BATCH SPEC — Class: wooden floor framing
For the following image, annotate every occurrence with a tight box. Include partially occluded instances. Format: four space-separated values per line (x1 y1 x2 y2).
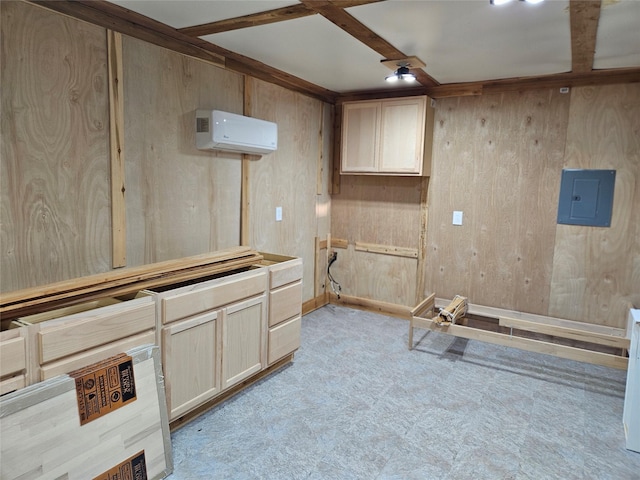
410 294 630 370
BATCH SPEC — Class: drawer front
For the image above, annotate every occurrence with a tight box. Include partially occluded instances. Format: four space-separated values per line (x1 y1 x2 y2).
0 375 26 396
39 330 156 381
162 270 267 324
0 332 26 378
38 301 155 364
268 316 301 365
269 258 303 290
269 281 302 327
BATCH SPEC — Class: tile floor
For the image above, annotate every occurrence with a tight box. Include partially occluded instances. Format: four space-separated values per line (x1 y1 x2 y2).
167 305 640 479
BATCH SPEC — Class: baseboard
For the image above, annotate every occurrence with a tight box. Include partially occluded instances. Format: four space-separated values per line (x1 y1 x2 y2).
302 293 329 315
328 293 412 320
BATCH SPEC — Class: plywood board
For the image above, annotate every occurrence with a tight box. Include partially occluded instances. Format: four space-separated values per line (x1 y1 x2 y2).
0 2 111 292
248 80 323 303
549 84 640 328
0 345 172 480
331 175 422 250
330 244 418 307
423 89 570 314
122 35 244 266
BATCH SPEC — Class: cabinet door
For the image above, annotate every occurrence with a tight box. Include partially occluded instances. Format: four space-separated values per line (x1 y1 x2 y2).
341 101 380 173
221 295 267 390
379 97 426 174
162 311 220 420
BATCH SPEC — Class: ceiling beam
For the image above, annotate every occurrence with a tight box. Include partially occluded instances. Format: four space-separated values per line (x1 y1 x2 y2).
177 4 315 37
299 0 439 88
570 0 601 73
177 0 383 37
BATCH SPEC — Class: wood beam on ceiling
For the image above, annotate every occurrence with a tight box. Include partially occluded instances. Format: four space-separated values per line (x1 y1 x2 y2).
177 4 315 37
570 0 601 74
337 66 640 101
177 0 384 36
299 0 440 88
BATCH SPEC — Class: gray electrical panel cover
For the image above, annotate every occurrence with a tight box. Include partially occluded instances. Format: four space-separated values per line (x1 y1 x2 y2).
557 169 615 227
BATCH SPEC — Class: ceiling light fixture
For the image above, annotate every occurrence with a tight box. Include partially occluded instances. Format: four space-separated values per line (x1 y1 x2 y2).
385 64 416 83
381 56 425 84
490 0 544 4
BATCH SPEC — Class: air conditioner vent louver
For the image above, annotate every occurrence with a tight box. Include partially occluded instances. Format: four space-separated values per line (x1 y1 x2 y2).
196 117 209 133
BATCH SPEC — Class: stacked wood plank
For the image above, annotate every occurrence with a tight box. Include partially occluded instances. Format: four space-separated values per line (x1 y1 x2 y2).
0 246 263 322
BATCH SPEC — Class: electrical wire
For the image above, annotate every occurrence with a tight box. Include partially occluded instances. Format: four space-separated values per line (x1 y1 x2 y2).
327 251 342 299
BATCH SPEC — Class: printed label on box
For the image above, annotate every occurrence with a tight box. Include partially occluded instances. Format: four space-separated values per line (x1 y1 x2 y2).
70 354 137 425
93 450 147 480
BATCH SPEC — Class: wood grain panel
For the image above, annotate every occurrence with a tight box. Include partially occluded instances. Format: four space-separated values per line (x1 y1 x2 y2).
248 80 322 303
331 175 422 248
331 174 421 306
550 84 640 328
122 35 243 266
1 2 111 292
0 346 172 480
330 244 418 307
424 89 570 314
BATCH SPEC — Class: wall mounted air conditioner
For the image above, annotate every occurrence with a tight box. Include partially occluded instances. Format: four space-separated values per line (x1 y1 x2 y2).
196 110 277 155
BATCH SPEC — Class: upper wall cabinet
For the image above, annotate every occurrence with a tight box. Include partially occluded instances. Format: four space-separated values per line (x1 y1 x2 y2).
340 96 435 176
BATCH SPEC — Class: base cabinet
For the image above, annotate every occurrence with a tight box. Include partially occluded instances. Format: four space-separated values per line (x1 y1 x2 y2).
162 311 220 419
1 251 302 426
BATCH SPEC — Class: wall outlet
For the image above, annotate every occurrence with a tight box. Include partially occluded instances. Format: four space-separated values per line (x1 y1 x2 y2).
275 206 282 222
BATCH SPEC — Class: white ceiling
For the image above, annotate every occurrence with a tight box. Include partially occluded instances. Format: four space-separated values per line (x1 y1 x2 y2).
112 0 640 94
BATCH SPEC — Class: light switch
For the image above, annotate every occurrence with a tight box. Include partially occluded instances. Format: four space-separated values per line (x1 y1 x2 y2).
275 206 282 222
452 211 463 226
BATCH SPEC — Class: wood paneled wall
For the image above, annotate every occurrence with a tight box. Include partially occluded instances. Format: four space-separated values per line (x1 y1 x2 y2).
247 80 329 302
549 84 640 327
331 176 422 306
1 3 331 304
424 89 570 315
331 85 639 329
1 1 111 291
122 36 243 266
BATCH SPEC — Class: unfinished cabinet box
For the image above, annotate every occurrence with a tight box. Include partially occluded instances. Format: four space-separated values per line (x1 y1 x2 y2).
341 95 434 176
17 294 155 383
149 267 268 420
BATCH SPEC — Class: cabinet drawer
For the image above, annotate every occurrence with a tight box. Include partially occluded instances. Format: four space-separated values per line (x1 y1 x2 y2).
0 331 26 379
269 258 303 290
39 330 155 381
268 316 301 365
161 269 267 324
38 298 155 364
269 281 302 327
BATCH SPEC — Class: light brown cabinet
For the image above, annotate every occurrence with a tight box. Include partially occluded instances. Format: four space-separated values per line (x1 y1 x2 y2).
151 267 268 420
0 250 303 424
13 294 155 384
341 95 434 176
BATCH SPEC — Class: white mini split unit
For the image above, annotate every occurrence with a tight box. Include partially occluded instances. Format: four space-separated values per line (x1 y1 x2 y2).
196 110 277 155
